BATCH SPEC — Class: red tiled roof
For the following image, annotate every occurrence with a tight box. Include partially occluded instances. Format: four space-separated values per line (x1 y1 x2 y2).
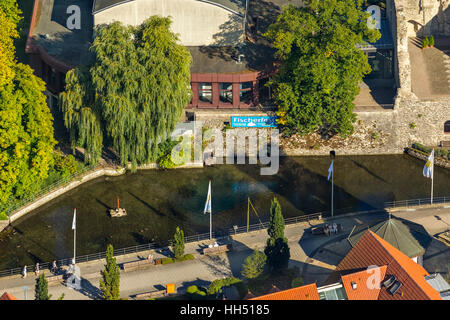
0 292 17 300
251 283 320 300
341 265 387 300
334 230 441 300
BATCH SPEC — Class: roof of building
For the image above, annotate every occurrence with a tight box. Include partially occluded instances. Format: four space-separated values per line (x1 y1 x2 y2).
29 0 94 69
424 273 450 295
250 283 320 300
0 292 18 300
347 218 430 258
341 265 387 300
93 0 246 15
329 231 442 300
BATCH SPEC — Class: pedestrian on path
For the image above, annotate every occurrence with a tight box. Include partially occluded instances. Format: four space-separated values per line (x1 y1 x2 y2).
35 263 39 276
22 266 27 278
52 260 57 274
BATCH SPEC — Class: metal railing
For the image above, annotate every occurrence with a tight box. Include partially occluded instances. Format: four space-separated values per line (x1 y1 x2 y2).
0 164 96 218
1 196 449 278
384 196 450 208
0 210 326 278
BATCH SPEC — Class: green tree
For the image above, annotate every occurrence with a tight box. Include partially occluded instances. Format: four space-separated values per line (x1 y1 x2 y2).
241 249 267 280
264 237 290 271
0 8 56 209
60 16 192 169
0 0 22 26
35 273 51 300
99 244 120 300
173 226 185 259
265 0 380 137
264 198 290 271
267 197 285 240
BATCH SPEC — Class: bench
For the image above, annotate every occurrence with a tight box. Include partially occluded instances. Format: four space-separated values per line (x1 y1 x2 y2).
202 243 232 256
46 274 65 286
122 259 154 272
134 289 167 300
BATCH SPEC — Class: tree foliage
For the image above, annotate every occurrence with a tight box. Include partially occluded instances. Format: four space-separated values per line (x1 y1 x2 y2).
35 273 51 300
99 244 120 300
264 198 290 271
265 0 380 137
241 249 267 280
0 7 56 207
60 16 192 169
267 197 285 240
173 226 185 259
264 237 290 271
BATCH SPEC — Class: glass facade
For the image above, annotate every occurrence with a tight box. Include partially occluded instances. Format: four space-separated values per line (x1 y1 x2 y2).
219 83 233 103
199 83 212 103
366 49 393 79
240 82 253 104
318 286 347 300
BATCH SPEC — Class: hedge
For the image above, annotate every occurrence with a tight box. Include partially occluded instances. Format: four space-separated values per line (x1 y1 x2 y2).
161 254 195 265
412 143 450 160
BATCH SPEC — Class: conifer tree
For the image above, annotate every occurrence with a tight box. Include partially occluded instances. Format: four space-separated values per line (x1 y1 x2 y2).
35 273 51 300
173 226 185 259
99 244 120 300
264 198 290 271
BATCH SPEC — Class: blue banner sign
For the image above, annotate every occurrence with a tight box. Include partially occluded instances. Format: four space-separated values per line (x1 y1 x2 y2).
231 116 277 128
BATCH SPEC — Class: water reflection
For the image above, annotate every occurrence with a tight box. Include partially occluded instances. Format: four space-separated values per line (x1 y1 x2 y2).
0 154 448 269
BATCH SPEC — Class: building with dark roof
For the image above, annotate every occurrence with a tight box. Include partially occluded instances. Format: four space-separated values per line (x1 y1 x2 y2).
26 0 398 111
347 218 431 263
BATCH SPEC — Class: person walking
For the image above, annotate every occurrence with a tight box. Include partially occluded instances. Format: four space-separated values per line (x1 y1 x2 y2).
35 263 39 276
22 266 27 278
52 260 57 274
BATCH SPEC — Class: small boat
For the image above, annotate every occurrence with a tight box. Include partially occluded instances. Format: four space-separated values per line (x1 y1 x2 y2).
109 208 127 217
109 196 127 217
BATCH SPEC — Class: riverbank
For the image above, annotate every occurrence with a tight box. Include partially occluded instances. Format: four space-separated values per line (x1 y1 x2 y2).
0 161 204 233
405 147 450 169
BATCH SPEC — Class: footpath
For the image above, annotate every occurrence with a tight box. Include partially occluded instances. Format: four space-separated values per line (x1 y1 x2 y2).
0 206 448 300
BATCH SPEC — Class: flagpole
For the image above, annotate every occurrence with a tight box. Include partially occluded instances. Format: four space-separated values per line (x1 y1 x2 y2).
431 150 434 204
209 180 212 241
73 208 76 265
331 165 334 217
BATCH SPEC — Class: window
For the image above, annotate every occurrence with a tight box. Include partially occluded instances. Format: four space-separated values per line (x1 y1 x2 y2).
219 83 233 103
445 121 450 133
199 83 212 103
240 82 253 104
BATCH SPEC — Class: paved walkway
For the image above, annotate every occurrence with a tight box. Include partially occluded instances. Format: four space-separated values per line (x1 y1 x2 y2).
0 206 448 300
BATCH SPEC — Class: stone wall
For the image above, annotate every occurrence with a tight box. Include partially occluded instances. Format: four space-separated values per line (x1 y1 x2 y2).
401 0 450 37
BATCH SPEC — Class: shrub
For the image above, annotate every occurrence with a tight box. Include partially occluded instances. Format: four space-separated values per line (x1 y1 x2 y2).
429 35 435 47
241 250 267 280
161 258 174 265
185 285 207 299
409 122 416 129
0 212 8 220
422 37 429 49
207 277 242 296
54 153 80 178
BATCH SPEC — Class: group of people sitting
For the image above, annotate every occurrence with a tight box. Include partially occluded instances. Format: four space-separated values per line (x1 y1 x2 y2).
324 223 339 236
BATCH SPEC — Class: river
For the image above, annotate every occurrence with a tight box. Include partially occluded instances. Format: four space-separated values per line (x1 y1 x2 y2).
0 154 449 270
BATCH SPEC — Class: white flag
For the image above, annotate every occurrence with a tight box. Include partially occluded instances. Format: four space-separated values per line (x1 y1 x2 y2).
72 208 76 230
204 181 212 214
328 161 334 181
423 149 434 178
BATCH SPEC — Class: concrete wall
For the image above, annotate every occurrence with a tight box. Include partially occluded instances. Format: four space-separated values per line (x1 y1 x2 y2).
93 0 244 46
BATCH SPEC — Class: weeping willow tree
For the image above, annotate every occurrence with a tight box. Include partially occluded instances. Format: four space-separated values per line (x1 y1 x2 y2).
60 16 192 168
